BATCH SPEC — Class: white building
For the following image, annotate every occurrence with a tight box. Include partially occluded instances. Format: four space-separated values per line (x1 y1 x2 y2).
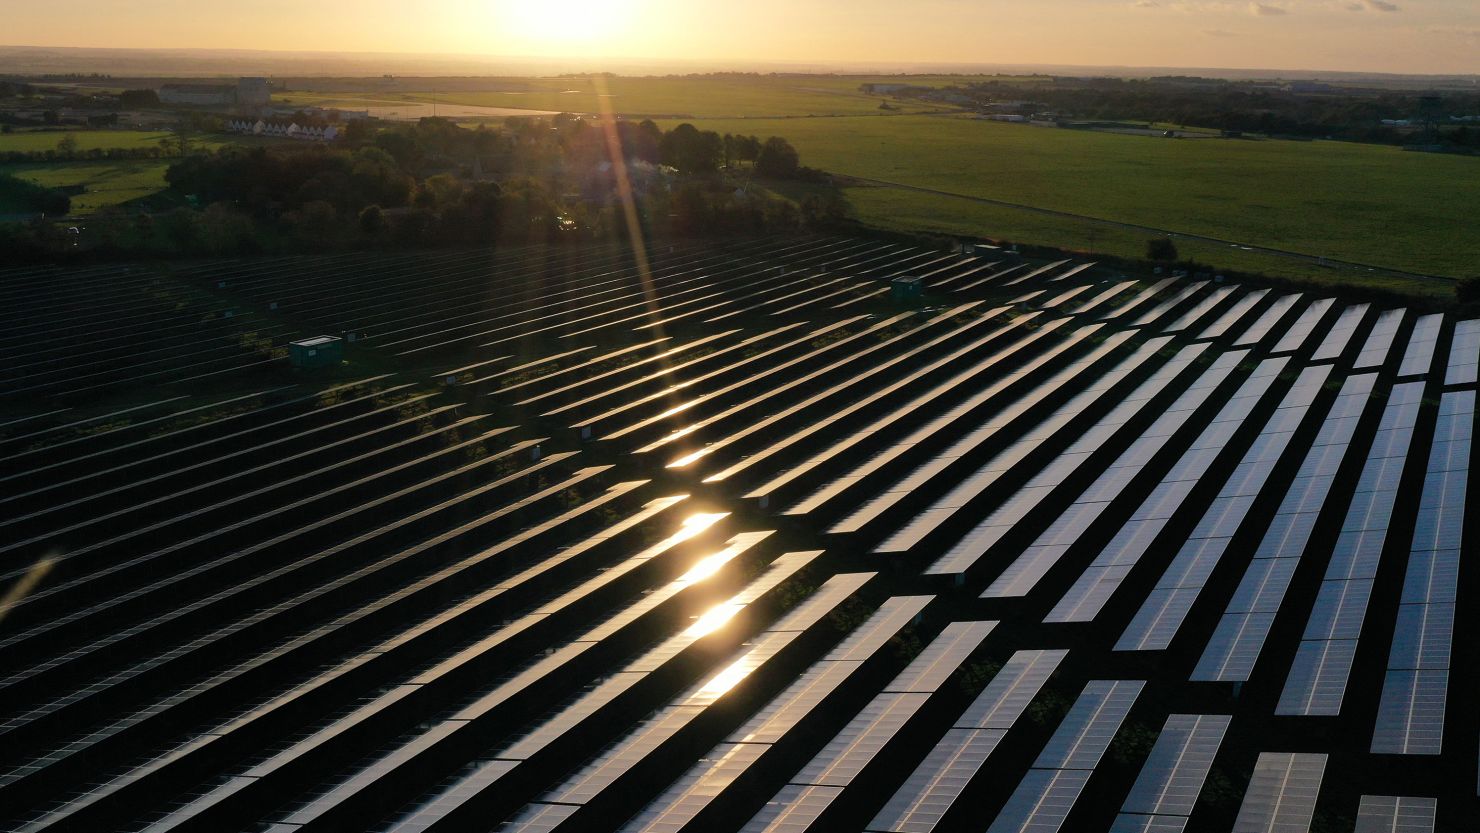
225 118 339 142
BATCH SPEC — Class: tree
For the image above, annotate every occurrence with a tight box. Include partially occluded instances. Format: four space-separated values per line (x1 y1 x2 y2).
755 137 801 178
198 203 257 254
56 133 79 157
0 172 70 215
659 123 723 174
1146 237 1179 262
119 89 160 108
1456 276 1480 305
671 183 715 235
37 188 70 217
419 173 465 209
344 118 375 143
282 200 339 249
358 204 386 236
735 135 762 166
158 131 190 157
801 192 848 227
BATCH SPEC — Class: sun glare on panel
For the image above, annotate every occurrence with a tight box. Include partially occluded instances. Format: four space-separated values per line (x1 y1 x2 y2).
682 512 727 531
696 658 753 699
684 603 742 639
496 0 635 45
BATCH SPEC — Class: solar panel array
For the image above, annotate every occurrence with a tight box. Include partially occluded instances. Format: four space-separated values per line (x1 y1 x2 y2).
0 238 1475 832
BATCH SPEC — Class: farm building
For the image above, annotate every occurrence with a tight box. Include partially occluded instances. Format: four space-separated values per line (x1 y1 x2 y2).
158 77 274 110
158 83 235 106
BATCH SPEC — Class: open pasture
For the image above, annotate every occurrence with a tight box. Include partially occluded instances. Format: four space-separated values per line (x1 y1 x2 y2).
282 75 957 118
686 114 1480 280
1 159 173 213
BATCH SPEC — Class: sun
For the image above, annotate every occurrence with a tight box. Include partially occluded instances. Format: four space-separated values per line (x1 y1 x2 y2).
497 0 635 46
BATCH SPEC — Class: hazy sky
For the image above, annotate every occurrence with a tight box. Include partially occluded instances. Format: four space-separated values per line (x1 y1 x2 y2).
6 0 1478 74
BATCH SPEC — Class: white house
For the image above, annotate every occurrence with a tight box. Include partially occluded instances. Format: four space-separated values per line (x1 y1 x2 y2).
224 118 339 142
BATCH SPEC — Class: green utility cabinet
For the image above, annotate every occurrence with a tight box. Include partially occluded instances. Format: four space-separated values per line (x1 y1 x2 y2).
289 335 343 368
891 276 924 301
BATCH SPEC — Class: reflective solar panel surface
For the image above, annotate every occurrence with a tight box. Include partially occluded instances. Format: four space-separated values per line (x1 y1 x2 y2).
1 242 1473 833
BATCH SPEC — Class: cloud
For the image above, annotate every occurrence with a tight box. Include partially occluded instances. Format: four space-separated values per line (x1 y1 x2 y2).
1250 2 1288 15
1365 0 1400 11
1133 0 1159 6
1344 1 1364 9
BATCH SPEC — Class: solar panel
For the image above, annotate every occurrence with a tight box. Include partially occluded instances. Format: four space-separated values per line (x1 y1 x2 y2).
794 692 933 787
1310 303 1369 361
1118 366 1330 651
886 620 996 693
959 649 1070 729
1231 752 1327 833
1166 286 1237 333
1235 293 1300 346
1120 714 1231 819
1276 381 1425 715
743 618 997 829
965 342 1219 586
987 768 1094 833
622 595 934 833
1371 670 1449 756
1371 391 1471 755
819 325 1130 537
1109 814 1191 832
1197 288 1269 340
829 595 933 661
1069 280 1139 316
1033 680 1144 771
1354 308 1405 368
922 338 1198 576
672 305 1008 470
13 239 1478 833
1445 319 1479 386
1049 356 1285 622
1277 639 1358 716
866 728 1007 833
1353 795 1437 833
1104 278 1176 321
1134 281 1210 327
1270 298 1333 354
502 801 579 832
1395 313 1443 377
740 784 844 833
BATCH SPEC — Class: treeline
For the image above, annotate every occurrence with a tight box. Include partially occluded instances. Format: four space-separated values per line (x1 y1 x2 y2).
960 79 1480 147
0 173 70 216
2 116 843 262
1 144 178 163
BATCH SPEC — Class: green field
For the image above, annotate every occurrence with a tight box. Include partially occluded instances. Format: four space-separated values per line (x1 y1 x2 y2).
1 131 264 213
0 129 233 153
280 76 960 119
677 114 1480 281
1 160 174 213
